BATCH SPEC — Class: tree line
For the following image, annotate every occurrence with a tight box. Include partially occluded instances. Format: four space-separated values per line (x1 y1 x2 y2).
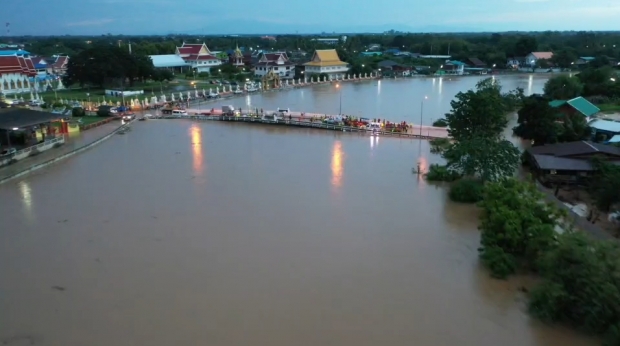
14 31 620 67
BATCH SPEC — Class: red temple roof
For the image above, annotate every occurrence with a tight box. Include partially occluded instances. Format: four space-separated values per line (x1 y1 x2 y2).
0 56 36 76
183 54 218 61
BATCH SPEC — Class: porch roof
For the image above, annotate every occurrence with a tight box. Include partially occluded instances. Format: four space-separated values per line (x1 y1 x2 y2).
0 108 62 130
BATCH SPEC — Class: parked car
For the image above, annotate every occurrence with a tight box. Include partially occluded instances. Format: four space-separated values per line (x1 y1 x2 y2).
277 108 290 114
207 92 220 99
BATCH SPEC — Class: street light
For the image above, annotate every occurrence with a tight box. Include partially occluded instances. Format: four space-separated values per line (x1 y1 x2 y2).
335 83 342 114
420 96 428 138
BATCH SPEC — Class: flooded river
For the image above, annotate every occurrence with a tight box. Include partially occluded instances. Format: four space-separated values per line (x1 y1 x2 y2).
0 75 596 346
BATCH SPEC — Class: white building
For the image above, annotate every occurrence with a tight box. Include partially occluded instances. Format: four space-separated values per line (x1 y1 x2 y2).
254 53 295 79
303 49 348 79
176 43 221 73
0 55 37 95
525 52 554 66
149 54 188 69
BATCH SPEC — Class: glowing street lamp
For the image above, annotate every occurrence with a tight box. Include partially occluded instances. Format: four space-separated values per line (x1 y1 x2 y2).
335 83 342 114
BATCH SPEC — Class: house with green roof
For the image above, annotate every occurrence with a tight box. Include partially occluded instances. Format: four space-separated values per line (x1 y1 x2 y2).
549 96 600 122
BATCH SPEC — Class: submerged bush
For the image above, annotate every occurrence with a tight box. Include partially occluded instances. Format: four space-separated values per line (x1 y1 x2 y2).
425 164 461 182
448 178 484 203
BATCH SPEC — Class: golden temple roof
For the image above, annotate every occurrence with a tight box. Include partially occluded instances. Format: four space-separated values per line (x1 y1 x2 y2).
234 44 243 58
304 49 347 67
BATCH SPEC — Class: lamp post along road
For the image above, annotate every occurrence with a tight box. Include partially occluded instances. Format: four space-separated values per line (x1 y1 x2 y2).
419 96 428 138
336 83 342 115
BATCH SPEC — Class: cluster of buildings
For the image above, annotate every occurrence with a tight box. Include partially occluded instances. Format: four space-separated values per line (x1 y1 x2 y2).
149 42 350 80
0 48 68 95
524 96 620 185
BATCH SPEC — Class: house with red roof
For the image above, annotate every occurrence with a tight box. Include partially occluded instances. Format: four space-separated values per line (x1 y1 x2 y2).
254 52 295 79
0 55 37 95
175 42 221 73
46 55 69 75
525 52 554 67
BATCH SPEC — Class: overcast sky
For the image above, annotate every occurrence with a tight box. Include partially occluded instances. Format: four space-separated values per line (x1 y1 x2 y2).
3 0 620 35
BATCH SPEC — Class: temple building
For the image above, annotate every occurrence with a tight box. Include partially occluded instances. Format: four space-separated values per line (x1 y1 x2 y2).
304 49 348 79
175 42 221 73
0 55 37 95
30 55 69 76
253 52 295 79
231 45 244 67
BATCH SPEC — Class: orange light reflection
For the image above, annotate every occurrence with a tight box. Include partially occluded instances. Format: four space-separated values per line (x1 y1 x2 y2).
331 140 343 188
190 125 204 174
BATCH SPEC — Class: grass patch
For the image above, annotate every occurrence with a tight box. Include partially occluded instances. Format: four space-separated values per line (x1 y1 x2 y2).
598 103 620 114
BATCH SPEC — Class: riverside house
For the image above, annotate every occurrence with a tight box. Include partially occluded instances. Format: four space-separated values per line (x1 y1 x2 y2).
525 141 620 185
303 49 348 80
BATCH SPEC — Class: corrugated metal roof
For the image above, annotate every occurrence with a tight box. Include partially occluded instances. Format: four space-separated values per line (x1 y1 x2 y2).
567 97 600 117
528 140 620 157
549 97 600 117
149 55 188 68
532 154 595 171
589 119 620 133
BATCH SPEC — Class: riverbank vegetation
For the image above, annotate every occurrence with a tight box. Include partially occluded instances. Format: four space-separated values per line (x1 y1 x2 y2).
478 177 620 345
426 78 521 202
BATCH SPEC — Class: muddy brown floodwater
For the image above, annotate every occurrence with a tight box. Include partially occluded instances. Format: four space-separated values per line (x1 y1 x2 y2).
0 76 597 346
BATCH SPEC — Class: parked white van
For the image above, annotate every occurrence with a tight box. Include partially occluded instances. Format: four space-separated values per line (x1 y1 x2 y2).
172 109 188 116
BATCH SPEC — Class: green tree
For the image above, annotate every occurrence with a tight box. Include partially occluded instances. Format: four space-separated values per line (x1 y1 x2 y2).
543 75 584 100
444 137 520 181
551 49 577 69
514 37 538 57
529 232 620 341
514 95 590 146
588 158 620 213
557 111 591 143
63 45 154 88
478 178 561 278
445 78 509 141
513 95 562 146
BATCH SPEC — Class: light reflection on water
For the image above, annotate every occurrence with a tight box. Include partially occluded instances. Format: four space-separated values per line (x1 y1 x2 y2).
190 124 203 175
331 140 343 188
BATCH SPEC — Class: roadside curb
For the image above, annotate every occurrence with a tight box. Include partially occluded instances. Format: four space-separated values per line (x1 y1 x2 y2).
0 120 135 185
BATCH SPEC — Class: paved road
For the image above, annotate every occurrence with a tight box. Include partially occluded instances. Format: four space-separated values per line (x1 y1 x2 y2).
0 121 123 181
